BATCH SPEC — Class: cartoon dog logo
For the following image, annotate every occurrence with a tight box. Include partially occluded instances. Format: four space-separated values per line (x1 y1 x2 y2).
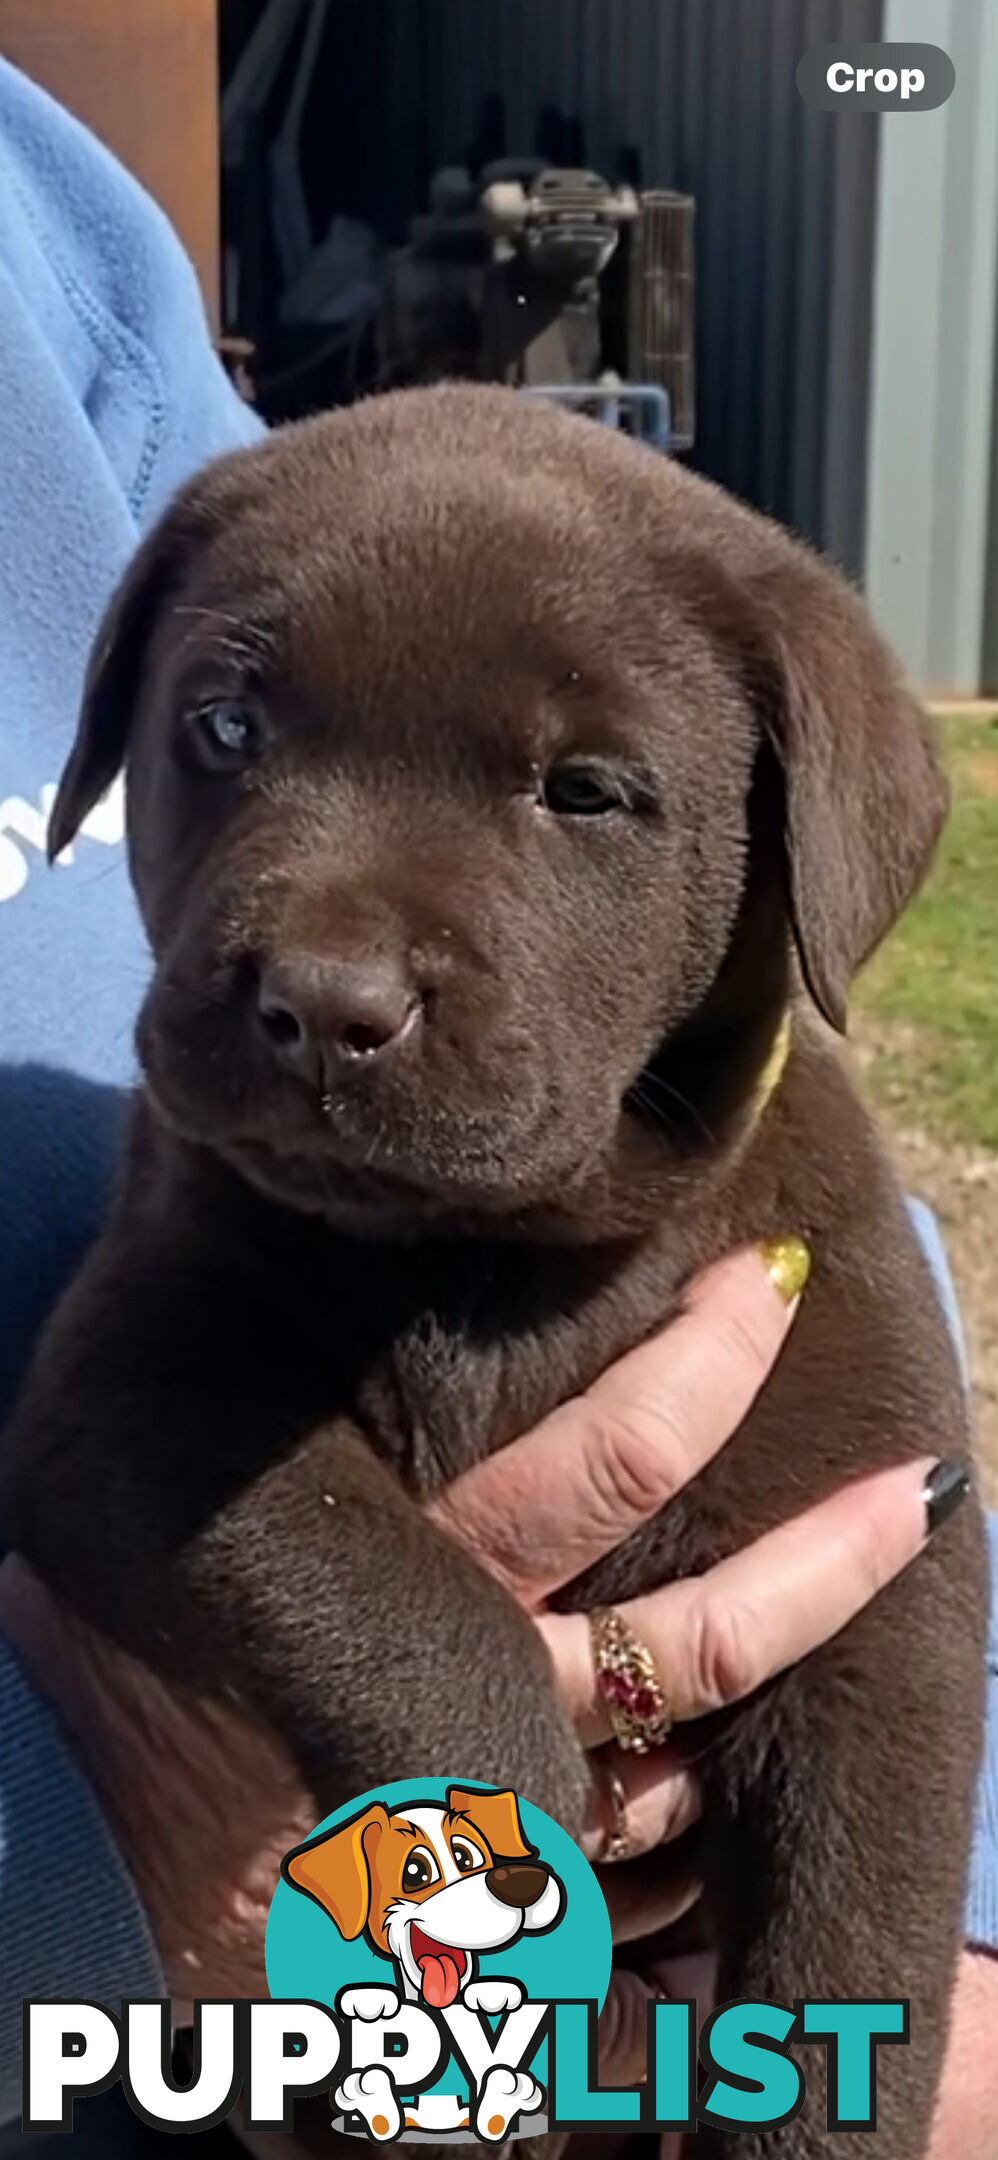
282 1784 564 2140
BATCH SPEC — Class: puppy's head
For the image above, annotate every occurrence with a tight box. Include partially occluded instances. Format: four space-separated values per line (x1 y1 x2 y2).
52 386 945 1234
283 1787 559 2004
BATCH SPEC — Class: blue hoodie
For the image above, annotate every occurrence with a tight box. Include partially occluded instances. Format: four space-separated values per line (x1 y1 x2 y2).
0 55 994 2132
0 56 261 2112
0 55 262 1420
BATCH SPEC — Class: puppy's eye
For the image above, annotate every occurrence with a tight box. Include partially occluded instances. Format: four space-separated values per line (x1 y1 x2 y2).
540 763 625 816
189 698 264 765
402 1849 438 1892
451 1838 484 1874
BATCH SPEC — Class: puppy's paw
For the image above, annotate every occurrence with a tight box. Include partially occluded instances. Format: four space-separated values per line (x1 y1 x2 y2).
335 2067 401 2141
474 2066 543 2142
463 1977 524 2015
338 1985 399 2023
403 2096 471 2134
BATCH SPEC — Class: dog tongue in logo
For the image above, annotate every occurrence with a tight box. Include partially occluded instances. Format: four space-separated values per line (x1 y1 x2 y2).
411 1925 467 2008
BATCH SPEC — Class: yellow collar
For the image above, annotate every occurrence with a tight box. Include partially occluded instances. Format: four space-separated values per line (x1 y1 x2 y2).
752 1012 792 1120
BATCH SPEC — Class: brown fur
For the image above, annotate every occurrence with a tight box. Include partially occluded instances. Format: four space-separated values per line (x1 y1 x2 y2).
0 386 987 2158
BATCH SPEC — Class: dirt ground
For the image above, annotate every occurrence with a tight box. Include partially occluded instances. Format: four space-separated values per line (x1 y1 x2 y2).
851 1023 998 1507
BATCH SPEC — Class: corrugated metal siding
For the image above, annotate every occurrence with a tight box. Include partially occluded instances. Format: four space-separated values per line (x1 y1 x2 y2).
405 0 883 567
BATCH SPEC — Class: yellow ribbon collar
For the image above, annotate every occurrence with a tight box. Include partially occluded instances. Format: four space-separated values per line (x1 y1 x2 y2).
752 1012 792 1121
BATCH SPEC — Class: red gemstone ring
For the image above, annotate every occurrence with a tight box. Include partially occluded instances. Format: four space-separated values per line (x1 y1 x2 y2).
589 1606 672 1754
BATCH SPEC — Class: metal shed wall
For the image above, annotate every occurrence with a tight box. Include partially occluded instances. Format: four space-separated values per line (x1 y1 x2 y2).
410 0 883 569
865 0 998 696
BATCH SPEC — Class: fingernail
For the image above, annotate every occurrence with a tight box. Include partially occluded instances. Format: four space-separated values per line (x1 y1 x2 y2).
758 1234 811 1305
923 1460 971 1537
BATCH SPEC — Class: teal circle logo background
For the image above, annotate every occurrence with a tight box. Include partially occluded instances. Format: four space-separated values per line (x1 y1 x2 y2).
265 1779 611 2106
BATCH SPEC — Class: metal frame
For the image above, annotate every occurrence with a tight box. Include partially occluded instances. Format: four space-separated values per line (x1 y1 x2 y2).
520 382 673 451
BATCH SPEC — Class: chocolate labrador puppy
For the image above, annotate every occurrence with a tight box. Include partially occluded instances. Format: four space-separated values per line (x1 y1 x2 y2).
0 385 986 2158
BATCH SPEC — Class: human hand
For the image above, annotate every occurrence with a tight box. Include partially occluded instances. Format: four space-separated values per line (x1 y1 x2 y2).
427 1240 964 2072
0 1243 951 2081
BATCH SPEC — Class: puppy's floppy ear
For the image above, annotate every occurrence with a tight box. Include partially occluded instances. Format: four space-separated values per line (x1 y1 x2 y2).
748 558 947 1033
446 1786 534 1862
281 1803 389 1941
47 497 208 863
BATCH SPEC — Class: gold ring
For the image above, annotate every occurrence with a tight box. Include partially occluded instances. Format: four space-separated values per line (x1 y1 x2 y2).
589 1606 672 1754
597 1764 634 1863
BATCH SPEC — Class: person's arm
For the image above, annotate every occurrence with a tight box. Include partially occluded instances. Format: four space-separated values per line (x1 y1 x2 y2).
0 56 265 2126
0 1248 959 2118
931 1544 998 2160
907 1200 998 1954
0 54 263 530
0 1634 162 2125
0 55 264 1419
966 1512 998 1951
904 1202 998 2160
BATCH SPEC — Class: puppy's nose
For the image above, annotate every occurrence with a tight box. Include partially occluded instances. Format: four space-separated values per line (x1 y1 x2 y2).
257 953 421 1081
485 1864 549 1909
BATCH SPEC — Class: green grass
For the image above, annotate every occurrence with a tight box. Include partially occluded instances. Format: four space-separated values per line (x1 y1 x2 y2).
852 711 998 1150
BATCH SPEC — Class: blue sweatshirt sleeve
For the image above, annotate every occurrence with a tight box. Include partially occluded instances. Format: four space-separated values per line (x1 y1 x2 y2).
0 55 262 2126
0 55 264 1421
0 1635 163 2125
967 1512 998 1950
908 1202 997 1948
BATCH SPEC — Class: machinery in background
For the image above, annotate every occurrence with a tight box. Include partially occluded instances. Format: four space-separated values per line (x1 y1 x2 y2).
376 161 695 451
219 4 695 450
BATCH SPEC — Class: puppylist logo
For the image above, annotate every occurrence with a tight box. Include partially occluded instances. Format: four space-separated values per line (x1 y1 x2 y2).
266 1780 609 2142
22 1780 910 2141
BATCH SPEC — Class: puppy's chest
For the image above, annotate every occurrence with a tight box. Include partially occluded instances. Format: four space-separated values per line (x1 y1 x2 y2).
344 1241 657 1475
339 1211 958 1612
353 1282 741 1608
348 1241 706 1541
358 1315 511 1493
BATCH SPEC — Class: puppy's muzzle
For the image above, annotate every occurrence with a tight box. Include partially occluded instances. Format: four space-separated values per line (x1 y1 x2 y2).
257 950 423 1087
484 1862 550 1909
